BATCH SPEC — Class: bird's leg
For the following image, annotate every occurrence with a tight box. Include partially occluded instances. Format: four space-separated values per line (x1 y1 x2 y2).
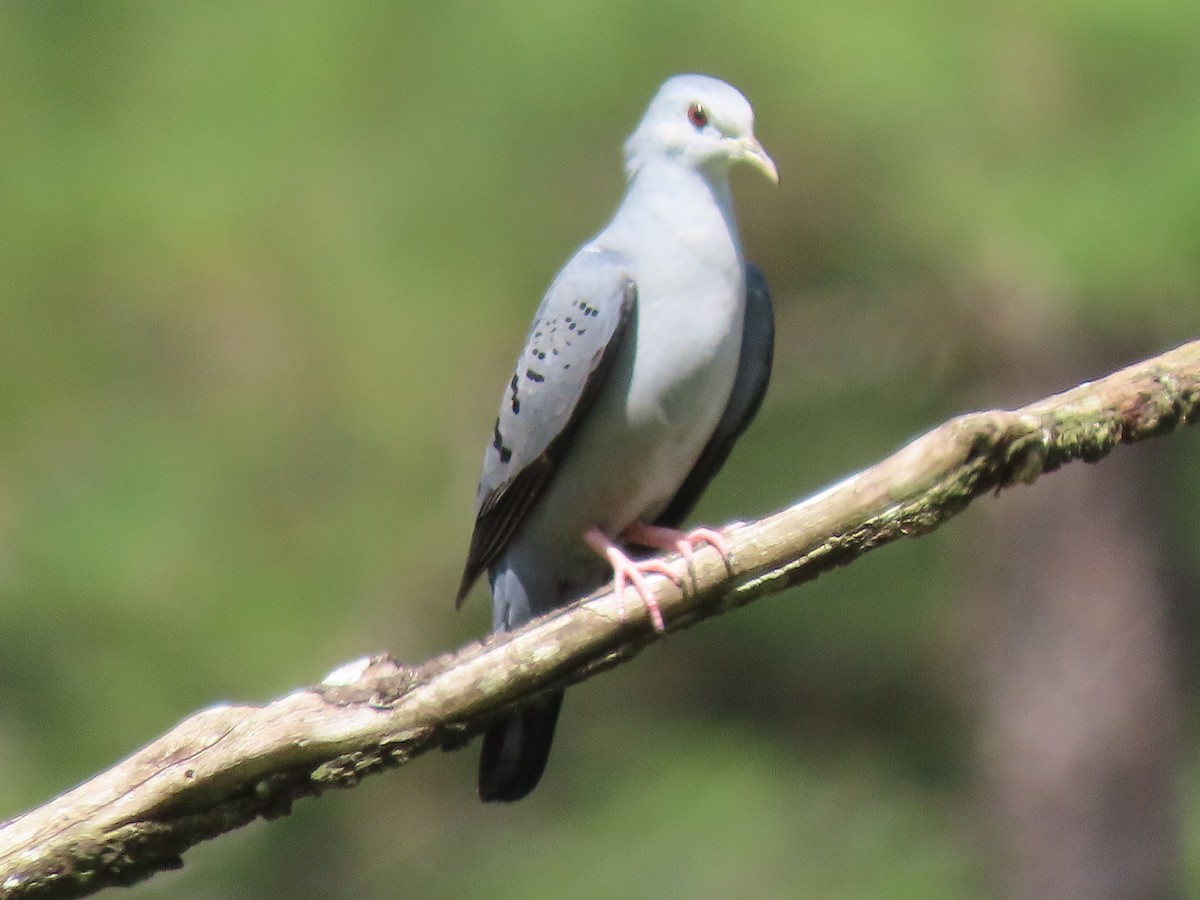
583 527 681 632
620 521 733 585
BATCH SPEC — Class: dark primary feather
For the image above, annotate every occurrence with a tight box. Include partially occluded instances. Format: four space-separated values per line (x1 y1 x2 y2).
457 252 638 605
655 262 774 528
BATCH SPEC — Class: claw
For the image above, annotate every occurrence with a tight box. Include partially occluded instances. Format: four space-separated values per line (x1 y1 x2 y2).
584 527 681 632
620 522 732 584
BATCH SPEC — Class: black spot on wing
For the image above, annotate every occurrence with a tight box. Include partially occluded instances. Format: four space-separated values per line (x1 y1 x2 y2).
491 418 513 464
574 298 600 318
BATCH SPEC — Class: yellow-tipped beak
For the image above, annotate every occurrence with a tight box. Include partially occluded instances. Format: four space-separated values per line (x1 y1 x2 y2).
739 136 779 184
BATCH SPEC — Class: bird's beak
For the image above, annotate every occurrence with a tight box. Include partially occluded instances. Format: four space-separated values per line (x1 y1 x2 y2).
738 136 779 184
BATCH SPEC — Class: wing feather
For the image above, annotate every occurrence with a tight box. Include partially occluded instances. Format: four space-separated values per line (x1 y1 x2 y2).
457 250 637 604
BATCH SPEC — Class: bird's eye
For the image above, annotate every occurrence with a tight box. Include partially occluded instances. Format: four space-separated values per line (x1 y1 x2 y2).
687 103 708 128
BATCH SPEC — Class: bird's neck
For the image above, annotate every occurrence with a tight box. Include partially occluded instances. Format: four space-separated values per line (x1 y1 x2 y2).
613 160 741 256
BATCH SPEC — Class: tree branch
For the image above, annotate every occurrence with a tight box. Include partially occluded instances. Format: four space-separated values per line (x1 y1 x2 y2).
2 338 1197 899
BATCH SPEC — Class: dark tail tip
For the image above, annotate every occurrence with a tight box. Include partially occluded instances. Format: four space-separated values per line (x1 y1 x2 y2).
479 691 564 802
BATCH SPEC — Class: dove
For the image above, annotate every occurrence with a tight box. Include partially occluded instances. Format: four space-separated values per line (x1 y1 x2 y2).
457 74 777 802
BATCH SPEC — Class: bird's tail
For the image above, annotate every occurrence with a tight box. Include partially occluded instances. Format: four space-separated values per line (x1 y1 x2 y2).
478 690 564 802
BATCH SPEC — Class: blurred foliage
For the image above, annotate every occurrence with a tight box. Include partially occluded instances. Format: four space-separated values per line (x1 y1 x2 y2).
0 2 1196 897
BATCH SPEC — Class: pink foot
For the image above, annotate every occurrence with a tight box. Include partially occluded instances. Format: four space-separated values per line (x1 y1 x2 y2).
620 522 732 573
584 527 681 632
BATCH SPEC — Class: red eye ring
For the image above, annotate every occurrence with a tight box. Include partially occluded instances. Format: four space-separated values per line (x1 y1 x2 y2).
687 103 708 128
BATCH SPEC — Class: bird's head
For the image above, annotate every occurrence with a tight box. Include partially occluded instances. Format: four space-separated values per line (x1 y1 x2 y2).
623 74 778 185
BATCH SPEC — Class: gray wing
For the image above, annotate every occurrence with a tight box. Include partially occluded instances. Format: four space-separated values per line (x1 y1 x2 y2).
654 262 774 528
457 249 637 605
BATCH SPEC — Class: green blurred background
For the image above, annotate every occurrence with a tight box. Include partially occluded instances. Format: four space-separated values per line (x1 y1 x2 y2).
1 2 1198 898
